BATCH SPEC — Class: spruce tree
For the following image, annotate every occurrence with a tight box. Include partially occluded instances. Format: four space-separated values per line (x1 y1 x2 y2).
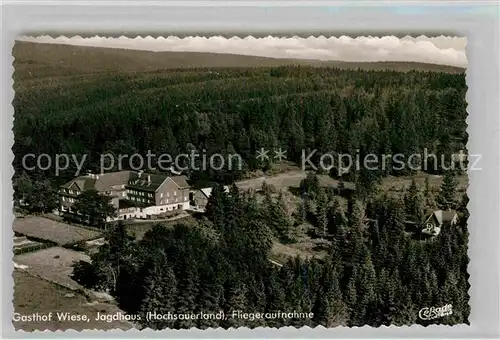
266 270 287 328
437 171 458 211
296 198 307 224
316 189 329 238
174 260 199 329
344 200 366 264
313 269 348 327
196 268 224 329
375 268 397 326
223 282 250 328
404 178 424 221
423 176 436 208
264 191 294 242
299 173 320 199
354 254 377 325
205 184 228 228
139 264 178 330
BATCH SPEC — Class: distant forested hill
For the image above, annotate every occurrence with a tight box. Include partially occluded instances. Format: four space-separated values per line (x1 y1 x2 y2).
13 41 465 79
13 42 467 189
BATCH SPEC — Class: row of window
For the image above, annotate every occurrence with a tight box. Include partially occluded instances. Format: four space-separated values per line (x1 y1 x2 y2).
60 205 73 212
159 197 187 205
62 188 186 202
129 189 154 197
62 189 81 195
129 196 153 203
160 191 177 198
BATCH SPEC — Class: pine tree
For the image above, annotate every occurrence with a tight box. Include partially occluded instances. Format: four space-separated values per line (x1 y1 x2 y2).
374 268 398 326
266 270 287 328
327 198 342 235
139 264 178 330
196 267 224 329
437 171 458 211
345 271 358 323
96 222 135 294
299 173 320 199
296 198 307 224
404 178 424 221
246 277 267 327
174 260 199 329
393 280 417 325
313 268 348 327
264 191 294 242
354 254 377 325
246 219 274 253
205 184 228 228
223 282 249 328
344 200 366 264
423 177 436 208
316 189 329 238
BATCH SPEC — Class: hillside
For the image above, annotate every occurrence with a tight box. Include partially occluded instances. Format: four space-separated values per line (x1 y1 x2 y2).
12 41 465 80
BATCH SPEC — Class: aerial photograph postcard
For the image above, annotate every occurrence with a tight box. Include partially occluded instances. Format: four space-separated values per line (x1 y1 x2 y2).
11 34 469 331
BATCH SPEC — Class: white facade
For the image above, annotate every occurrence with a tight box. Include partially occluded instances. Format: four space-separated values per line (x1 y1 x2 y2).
114 197 190 220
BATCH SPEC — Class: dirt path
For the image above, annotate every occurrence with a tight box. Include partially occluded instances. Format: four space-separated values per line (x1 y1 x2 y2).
236 170 346 191
235 169 467 194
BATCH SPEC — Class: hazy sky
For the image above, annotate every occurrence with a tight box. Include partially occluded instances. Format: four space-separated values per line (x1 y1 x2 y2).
20 35 467 67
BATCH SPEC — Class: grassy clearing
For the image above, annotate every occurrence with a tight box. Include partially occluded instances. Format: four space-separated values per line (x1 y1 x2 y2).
14 247 90 291
13 216 102 246
13 270 135 331
124 215 198 240
271 239 329 264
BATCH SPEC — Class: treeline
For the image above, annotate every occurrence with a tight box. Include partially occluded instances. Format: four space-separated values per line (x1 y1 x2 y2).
73 173 469 328
13 66 466 190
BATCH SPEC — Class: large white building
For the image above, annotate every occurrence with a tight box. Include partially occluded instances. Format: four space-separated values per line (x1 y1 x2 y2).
59 170 190 221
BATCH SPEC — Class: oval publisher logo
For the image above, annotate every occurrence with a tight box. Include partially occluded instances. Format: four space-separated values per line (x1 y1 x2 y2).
419 304 453 321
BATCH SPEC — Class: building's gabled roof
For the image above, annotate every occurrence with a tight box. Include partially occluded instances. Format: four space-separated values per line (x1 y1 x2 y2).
199 186 230 198
61 171 190 194
61 171 133 192
425 209 458 225
170 175 190 189
127 173 169 192
200 188 213 198
442 210 458 222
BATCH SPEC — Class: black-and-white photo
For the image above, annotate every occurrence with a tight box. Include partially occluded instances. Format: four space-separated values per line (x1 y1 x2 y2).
11 35 469 331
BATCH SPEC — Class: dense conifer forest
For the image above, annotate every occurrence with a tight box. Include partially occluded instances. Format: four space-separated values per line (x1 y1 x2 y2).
13 46 469 327
13 63 467 201
72 177 469 328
